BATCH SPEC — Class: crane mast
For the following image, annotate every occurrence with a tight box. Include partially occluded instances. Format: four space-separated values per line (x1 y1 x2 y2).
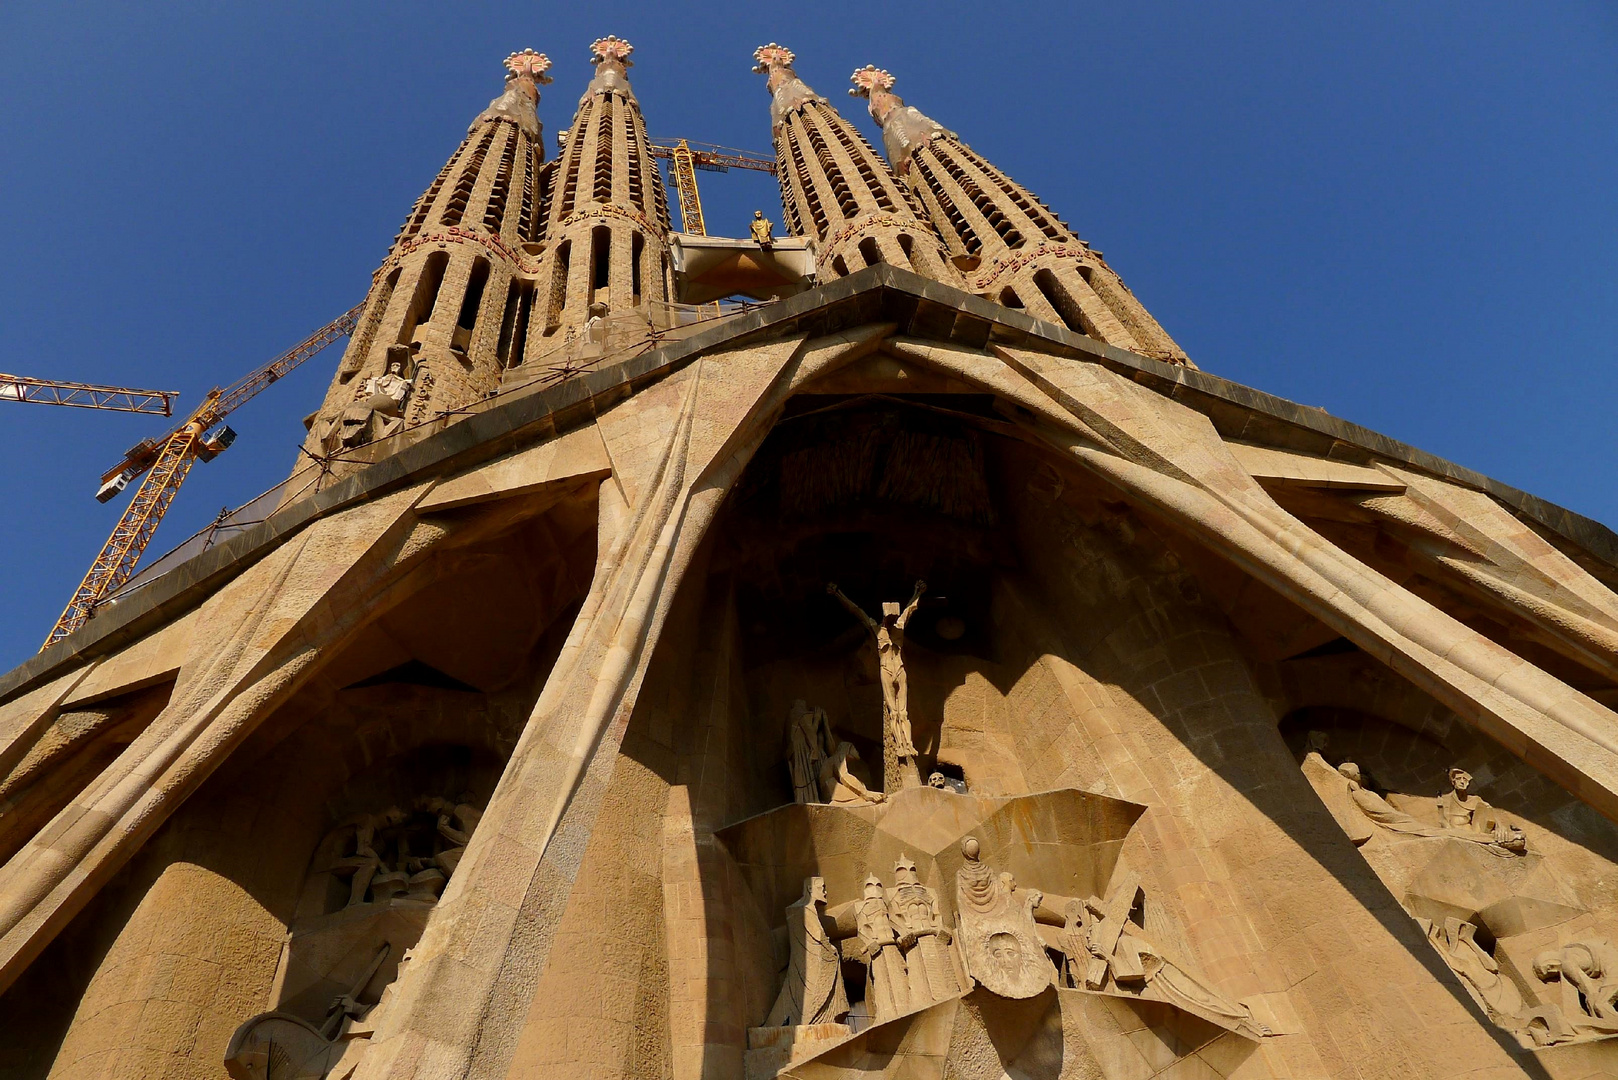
649 139 778 236
1 374 177 415
45 305 362 649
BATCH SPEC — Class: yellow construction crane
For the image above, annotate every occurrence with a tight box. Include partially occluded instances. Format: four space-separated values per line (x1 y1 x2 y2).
44 305 362 649
1 373 177 415
649 139 778 236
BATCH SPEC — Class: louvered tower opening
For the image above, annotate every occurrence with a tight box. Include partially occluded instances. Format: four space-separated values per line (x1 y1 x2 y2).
442 127 497 227
483 128 518 234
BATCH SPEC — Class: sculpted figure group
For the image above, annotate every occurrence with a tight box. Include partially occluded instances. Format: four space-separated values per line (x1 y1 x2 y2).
1304 749 1527 857
786 699 883 807
763 857 968 1030
762 839 1265 1041
1422 916 1618 1047
326 794 482 909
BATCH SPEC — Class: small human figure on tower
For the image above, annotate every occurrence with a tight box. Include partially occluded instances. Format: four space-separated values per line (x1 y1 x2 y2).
826 580 926 792
751 210 775 248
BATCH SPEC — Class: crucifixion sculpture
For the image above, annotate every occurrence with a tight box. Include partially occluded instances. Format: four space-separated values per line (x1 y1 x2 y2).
827 580 925 792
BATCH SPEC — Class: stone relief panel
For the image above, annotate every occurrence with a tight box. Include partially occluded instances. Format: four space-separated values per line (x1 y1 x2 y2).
1291 713 1618 1058
719 783 1275 1079
224 792 485 1080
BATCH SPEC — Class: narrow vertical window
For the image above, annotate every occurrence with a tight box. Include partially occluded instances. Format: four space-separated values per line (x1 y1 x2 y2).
591 226 611 303
457 258 491 332
544 241 571 335
1033 268 1094 337
631 233 644 303
397 251 449 344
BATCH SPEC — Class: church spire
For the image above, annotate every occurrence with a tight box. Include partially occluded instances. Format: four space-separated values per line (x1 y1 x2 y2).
530 35 672 346
850 66 1190 365
751 45 961 287
299 49 559 469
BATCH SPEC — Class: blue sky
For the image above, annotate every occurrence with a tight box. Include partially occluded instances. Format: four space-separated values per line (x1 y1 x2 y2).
0 2 1613 669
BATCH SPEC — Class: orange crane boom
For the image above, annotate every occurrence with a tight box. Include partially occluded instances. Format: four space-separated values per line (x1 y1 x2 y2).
44 304 362 649
0 373 177 415
649 139 777 236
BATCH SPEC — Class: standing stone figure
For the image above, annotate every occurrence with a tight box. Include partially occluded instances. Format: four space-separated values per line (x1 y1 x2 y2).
854 875 910 1022
827 580 926 792
887 854 966 1007
786 699 883 806
952 836 1053 998
765 876 851 1027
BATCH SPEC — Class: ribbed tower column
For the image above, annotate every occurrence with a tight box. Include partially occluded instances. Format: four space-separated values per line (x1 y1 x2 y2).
851 66 1190 365
302 49 557 463
529 36 671 347
751 44 961 287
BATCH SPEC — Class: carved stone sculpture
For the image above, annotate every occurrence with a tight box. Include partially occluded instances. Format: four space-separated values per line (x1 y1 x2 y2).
421 794 482 876
225 944 390 1080
751 210 775 247
329 807 406 908
854 875 909 1022
765 876 851 1027
324 797 482 910
827 580 926 792
887 854 965 1008
1057 873 1269 1038
1424 918 1529 1026
786 699 883 806
1309 756 1527 858
1439 768 1527 853
327 352 414 452
953 836 1053 998
1534 939 1618 1039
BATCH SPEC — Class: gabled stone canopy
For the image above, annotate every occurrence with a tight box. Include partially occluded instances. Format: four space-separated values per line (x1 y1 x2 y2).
3 266 1618 1079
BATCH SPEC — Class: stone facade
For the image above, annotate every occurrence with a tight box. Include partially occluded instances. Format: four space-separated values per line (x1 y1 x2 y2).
2 42 1617 1080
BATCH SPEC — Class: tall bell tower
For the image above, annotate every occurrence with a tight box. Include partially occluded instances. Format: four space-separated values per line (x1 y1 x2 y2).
301 49 557 462
529 35 672 348
850 66 1190 364
752 45 961 287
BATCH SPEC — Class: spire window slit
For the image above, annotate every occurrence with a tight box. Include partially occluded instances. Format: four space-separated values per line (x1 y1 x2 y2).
786 134 827 235
829 122 897 212
914 156 980 255
624 110 646 213
483 128 518 234
593 103 614 203
442 127 496 227
556 115 588 222
517 140 537 243
1033 268 1096 338
399 144 462 243
801 114 858 220
533 158 556 243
